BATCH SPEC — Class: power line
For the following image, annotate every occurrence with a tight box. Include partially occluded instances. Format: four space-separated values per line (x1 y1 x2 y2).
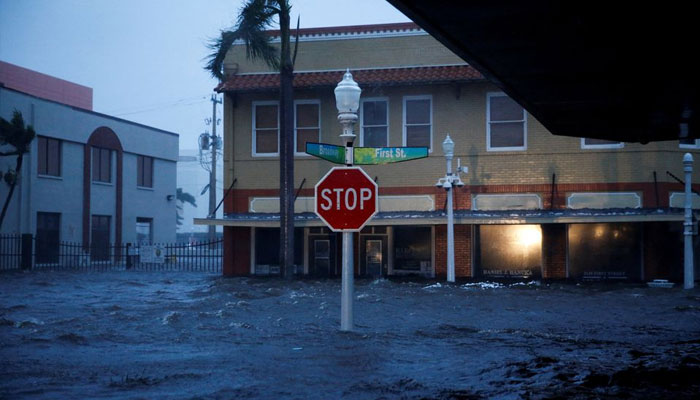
109 95 211 116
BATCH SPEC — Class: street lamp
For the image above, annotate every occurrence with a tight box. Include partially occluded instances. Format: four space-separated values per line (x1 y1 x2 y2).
334 68 362 149
334 69 361 331
436 134 465 282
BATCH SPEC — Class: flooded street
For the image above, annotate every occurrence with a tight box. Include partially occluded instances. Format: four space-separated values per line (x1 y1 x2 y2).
1 272 699 399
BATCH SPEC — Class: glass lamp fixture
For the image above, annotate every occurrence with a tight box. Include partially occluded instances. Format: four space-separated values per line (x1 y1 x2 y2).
334 69 361 113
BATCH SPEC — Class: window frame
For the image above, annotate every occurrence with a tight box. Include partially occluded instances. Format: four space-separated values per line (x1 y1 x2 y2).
37 136 62 177
581 138 624 150
402 95 433 152
92 146 112 183
137 155 154 188
293 99 321 157
252 100 280 157
486 92 527 152
359 97 390 147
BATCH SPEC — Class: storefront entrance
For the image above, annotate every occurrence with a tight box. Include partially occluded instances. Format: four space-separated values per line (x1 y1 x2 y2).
360 226 388 277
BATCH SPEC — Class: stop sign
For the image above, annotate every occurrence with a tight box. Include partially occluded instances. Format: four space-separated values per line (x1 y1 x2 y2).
315 167 378 231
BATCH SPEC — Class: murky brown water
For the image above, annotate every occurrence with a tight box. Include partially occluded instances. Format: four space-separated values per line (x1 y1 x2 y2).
1 272 699 399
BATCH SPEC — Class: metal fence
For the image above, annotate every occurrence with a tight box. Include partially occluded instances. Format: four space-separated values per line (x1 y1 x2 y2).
0 234 222 273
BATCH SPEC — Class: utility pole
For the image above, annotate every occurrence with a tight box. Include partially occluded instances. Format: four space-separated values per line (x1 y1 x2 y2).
208 94 222 243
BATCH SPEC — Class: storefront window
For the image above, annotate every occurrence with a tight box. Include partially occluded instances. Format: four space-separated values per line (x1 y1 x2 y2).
255 228 303 273
478 225 542 278
394 226 431 271
568 223 641 280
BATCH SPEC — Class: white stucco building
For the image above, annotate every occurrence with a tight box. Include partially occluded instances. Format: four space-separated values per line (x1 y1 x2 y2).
0 62 178 257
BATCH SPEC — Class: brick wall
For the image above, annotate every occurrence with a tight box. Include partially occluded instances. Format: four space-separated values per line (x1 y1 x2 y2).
223 226 250 276
434 224 472 278
541 224 567 279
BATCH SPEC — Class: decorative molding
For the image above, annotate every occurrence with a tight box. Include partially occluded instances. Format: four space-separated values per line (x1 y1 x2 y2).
669 192 700 209
472 194 542 210
249 195 435 213
567 192 641 209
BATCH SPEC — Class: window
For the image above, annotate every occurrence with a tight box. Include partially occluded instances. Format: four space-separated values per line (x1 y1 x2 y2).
403 96 432 149
295 100 320 155
581 138 624 149
92 147 112 183
360 98 388 147
487 93 526 151
36 212 60 264
477 225 542 278
394 226 432 272
91 215 111 261
136 217 153 244
37 136 61 177
253 101 279 156
137 155 153 187
680 139 700 149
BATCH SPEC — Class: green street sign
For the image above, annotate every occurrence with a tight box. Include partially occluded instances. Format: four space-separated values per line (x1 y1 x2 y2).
354 146 429 165
306 142 346 164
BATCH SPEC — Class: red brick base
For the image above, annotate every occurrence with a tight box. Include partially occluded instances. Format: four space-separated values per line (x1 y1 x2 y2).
541 224 567 279
434 224 472 278
223 226 251 276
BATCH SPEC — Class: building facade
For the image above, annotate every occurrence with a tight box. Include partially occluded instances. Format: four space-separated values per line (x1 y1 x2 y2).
199 23 699 282
1 62 178 260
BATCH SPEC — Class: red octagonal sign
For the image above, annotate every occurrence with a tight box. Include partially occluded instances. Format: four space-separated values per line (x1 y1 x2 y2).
315 167 378 232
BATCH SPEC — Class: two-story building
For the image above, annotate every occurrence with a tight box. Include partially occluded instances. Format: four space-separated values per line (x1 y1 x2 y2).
0 61 178 262
197 23 699 282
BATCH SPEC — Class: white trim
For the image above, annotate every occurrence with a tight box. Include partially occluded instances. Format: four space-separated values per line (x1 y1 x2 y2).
234 28 427 45
250 227 255 274
303 227 309 275
580 138 624 149
679 139 700 149
402 95 433 152
567 192 641 209
359 97 389 147
251 100 279 157
387 225 394 276
486 92 527 152
293 99 321 157
378 195 435 212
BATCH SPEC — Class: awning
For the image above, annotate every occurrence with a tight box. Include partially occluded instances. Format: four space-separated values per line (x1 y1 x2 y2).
195 208 685 228
386 1 699 144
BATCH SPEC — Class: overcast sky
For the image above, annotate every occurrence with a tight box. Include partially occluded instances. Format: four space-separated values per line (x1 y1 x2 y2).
0 0 409 150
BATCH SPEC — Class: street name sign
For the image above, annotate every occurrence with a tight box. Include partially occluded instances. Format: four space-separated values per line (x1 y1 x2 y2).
354 146 428 164
306 142 428 165
305 142 345 164
315 167 378 231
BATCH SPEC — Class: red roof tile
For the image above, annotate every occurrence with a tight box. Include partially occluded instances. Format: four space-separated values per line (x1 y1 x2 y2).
216 65 484 92
265 22 421 39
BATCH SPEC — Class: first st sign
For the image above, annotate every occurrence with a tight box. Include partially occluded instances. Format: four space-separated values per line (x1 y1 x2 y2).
315 167 378 232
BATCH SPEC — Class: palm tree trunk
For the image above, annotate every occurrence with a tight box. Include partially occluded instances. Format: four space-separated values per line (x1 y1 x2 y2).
0 153 23 230
278 2 295 279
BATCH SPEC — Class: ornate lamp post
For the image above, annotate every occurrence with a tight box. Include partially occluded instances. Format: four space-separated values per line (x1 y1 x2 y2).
334 69 361 330
436 135 465 282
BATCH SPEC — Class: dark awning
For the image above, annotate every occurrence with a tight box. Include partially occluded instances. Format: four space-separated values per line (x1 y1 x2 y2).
386 1 699 144
195 208 684 228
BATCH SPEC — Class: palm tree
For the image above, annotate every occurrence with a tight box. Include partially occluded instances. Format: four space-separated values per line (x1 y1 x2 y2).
176 188 197 228
205 0 297 278
0 110 36 230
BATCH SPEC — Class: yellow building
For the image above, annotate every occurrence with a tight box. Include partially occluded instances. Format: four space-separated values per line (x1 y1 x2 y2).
198 23 698 282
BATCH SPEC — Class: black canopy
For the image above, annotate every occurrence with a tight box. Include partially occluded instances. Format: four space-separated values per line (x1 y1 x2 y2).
387 1 698 143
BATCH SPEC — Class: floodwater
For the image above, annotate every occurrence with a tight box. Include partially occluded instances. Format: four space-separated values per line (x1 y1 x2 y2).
1 272 699 399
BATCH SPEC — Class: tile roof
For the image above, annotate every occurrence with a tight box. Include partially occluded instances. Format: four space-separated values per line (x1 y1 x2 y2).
216 65 484 92
265 22 422 39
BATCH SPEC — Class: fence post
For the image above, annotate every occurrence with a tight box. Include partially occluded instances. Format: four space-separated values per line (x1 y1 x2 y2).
126 243 132 269
21 234 33 270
